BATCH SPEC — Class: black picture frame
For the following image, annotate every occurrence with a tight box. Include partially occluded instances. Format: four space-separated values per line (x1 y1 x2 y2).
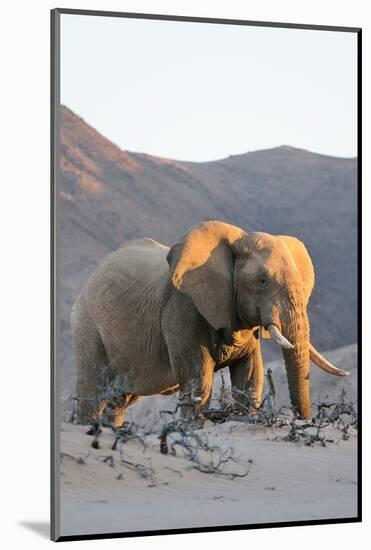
51 8 362 542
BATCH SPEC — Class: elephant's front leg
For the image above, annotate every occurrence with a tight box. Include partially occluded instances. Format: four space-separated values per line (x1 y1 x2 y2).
177 349 215 420
229 335 264 413
166 334 215 420
163 294 216 421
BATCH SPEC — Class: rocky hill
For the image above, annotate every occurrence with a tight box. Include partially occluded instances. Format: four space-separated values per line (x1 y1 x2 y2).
59 105 358 401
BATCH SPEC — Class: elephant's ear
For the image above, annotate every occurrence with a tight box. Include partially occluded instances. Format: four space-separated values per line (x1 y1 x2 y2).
167 221 246 330
278 235 315 303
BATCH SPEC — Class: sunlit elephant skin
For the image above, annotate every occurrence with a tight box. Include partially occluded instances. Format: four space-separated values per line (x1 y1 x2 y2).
72 221 349 426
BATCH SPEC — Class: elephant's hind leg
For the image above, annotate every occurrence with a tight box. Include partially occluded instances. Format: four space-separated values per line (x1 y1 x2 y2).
105 394 140 428
72 295 109 426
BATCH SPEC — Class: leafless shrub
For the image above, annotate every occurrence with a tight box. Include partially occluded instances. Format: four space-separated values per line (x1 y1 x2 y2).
282 388 357 446
61 452 86 465
201 371 357 447
119 457 155 483
202 368 279 426
109 422 147 452
158 413 250 478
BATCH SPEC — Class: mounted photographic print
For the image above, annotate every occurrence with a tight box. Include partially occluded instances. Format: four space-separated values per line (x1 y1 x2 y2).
51 9 361 542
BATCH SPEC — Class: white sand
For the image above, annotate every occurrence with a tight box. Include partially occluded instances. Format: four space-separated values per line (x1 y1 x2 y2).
60 419 357 537
60 344 358 537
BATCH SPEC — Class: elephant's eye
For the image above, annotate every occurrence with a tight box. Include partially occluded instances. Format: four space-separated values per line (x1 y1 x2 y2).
259 277 269 289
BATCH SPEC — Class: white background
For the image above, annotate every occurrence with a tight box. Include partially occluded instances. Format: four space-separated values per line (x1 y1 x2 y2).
0 0 368 548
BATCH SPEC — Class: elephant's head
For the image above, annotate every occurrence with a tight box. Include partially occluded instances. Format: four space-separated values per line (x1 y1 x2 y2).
167 220 349 418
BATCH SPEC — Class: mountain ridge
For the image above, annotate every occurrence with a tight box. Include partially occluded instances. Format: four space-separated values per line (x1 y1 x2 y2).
62 105 356 164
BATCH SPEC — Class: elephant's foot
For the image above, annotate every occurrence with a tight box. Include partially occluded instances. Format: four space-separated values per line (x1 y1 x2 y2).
86 422 102 436
82 398 106 434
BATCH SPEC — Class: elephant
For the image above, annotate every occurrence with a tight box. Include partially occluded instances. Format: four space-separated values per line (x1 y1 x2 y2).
71 220 349 427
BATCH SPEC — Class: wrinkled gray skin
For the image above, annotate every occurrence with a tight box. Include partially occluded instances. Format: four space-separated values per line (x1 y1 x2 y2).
72 220 317 426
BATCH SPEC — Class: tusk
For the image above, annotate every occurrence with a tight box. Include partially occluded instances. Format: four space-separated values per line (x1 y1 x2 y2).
266 324 294 350
310 344 350 376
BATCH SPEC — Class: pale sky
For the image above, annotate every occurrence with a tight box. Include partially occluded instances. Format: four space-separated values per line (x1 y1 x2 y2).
60 14 357 162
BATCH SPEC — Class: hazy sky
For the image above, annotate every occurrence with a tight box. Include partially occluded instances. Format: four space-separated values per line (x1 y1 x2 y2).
61 14 357 162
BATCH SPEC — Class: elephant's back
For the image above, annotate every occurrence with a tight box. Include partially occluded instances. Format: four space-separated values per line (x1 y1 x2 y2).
84 237 169 313
81 237 175 394
119 237 169 257
86 238 169 294
111 237 169 276
116 237 169 275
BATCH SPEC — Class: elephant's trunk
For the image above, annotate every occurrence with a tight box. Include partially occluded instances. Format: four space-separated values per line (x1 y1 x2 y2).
280 302 311 419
